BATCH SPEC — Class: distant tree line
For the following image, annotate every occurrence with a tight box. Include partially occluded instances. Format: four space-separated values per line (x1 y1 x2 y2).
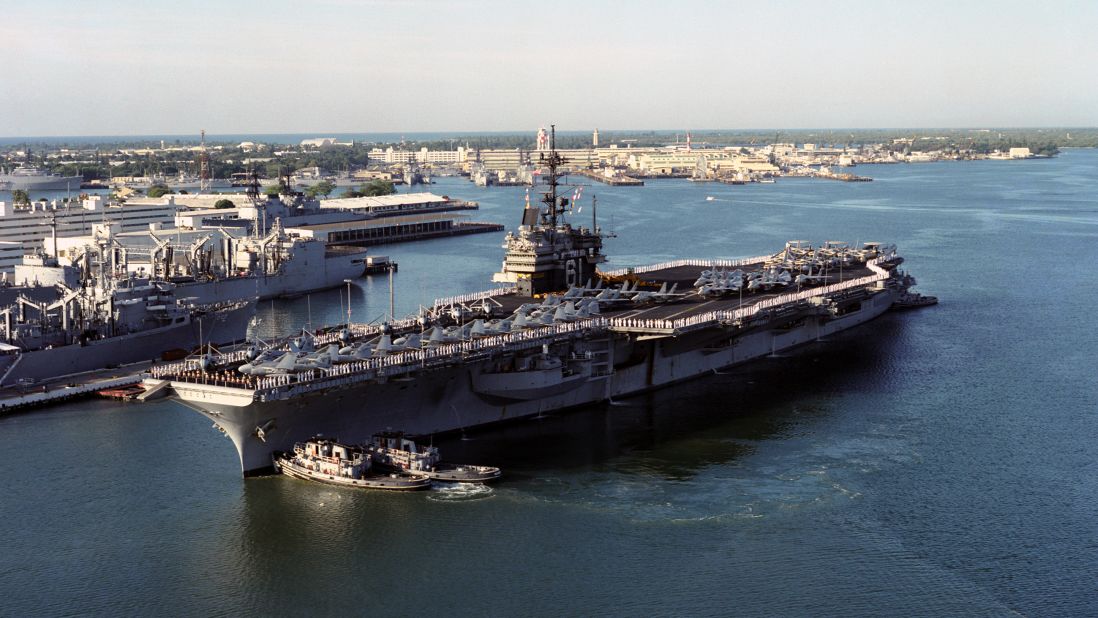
6 128 1094 182
343 180 395 198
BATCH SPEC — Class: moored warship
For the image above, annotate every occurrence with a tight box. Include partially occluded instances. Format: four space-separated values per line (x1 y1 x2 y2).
0 267 254 388
0 218 256 387
151 127 929 477
0 149 82 191
127 218 368 304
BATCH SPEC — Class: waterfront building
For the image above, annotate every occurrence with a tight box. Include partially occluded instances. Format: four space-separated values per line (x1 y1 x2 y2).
314 193 468 216
628 151 711 174
707 156 780 175
367 146 470 165
625 150 778 177
350 169 397 182
286 212 470 245
166 191 483 248
164 192 472 231
0 242 22 274
470 148 528 171
0 195 178 270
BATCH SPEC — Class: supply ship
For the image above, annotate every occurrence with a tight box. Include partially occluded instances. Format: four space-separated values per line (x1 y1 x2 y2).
128 218 369 304
150 128 927 477
0 261 254 388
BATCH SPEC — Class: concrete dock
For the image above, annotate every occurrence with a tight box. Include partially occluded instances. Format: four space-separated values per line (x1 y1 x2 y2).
336 221 504 247
573 170 645 186
0 362 154 413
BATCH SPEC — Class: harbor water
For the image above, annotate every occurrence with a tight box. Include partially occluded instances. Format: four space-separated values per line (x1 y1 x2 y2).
3 151 1098 615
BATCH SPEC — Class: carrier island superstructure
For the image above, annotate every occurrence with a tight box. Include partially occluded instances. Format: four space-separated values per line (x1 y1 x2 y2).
150 128 925 477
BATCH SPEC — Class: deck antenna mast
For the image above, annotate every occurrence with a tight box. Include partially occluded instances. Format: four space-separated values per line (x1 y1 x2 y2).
592 195 597 233
47 212 58 260
388 263 395 321
198 129 211 193
245 168 263 240
539 125 567 228
344 279 353 326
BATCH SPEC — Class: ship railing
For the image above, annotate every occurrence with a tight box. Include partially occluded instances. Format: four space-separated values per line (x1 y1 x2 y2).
432 286 517 309
166 257 893 393
148 349 253 380
154 261 893 388
251 318 613 398
599 255 773 278
606 258 891 333
154 365 260 390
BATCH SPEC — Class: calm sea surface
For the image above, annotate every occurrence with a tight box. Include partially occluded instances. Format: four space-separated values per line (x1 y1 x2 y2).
3 152 1098 616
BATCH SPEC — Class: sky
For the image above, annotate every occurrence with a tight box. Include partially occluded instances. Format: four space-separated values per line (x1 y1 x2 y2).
4 0 1097 136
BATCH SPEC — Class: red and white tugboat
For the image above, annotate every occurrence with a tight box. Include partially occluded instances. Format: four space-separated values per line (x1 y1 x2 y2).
273 437 430 491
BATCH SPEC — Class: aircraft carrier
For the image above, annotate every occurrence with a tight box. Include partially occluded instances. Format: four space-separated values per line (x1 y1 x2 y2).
150 128 927 477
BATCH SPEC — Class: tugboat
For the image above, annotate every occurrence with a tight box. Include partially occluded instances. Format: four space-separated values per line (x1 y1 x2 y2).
272 437 431 490
367 432 502 483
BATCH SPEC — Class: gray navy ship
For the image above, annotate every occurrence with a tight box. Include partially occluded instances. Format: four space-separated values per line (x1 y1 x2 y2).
105 218 368 304
0 259 254 388
0 149 82 191
0 213 255 388
149 127 929 477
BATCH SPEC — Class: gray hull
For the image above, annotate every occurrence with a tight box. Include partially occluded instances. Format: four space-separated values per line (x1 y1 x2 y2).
1 175 83 191
176 288 896 476
172 255 366 303
0 302 255 387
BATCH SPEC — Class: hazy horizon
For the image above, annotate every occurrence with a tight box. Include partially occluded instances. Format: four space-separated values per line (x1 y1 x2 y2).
1 126 1094 142
7 1 1097 136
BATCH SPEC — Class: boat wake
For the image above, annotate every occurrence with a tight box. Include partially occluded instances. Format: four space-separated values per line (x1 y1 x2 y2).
427 482 495 502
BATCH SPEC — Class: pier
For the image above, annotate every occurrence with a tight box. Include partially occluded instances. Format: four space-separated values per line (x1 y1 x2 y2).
0 366 148 413
302 218 504 247
348 221 504 246
572 170 644 186
816 171 873 182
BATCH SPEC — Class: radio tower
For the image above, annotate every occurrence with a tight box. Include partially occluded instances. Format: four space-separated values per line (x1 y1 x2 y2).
198 129 211 192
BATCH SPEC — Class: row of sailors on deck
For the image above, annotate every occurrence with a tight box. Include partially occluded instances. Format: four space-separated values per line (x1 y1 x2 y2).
174 369 256 388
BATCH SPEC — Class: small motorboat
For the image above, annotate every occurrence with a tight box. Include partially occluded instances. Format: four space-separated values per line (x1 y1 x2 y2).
97 384 146 400
367 431 502 483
